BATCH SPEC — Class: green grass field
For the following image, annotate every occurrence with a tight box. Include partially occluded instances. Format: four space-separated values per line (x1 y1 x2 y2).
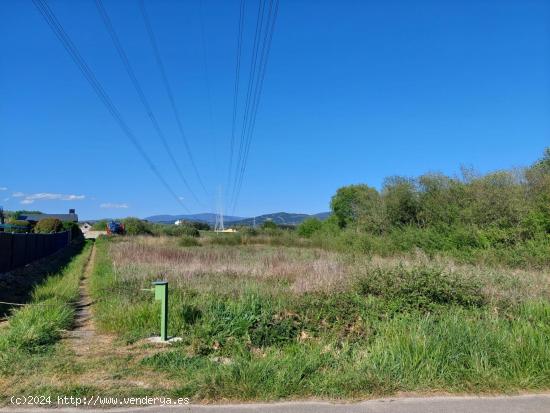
0 234 548 403
89 235 550 399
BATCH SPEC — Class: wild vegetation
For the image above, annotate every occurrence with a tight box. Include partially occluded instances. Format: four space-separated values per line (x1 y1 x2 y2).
1 149 548 402
295 148 550 268
0 241 92 375
83 235 550 399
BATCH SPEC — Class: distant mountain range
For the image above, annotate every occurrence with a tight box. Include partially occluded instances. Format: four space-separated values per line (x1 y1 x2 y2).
145 213 244 225
145 212 331 226
229 212 330 227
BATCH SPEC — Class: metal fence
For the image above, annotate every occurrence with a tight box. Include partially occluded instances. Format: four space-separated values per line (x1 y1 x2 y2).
0 231 72 273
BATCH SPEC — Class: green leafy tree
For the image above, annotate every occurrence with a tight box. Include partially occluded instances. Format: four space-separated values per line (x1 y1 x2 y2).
12 210 42 220
330 184 383 230
297 218 323 237
462 171 526 228
382 177 420 227
34 218 63 233
417 173 465 227
524 147 550 233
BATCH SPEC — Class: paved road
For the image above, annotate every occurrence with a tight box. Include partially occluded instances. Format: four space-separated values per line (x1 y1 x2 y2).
3 395 550 413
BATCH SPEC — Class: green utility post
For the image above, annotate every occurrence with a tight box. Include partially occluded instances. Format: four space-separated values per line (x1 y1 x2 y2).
153 281 168 341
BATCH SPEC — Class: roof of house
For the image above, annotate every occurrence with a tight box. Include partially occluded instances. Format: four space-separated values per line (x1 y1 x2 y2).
20 213 78 222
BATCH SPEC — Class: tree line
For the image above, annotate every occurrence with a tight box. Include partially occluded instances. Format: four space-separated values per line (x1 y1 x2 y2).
297 148 550 267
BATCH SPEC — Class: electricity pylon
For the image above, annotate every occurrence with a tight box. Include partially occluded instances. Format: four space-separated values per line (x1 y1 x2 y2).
214 186 225 232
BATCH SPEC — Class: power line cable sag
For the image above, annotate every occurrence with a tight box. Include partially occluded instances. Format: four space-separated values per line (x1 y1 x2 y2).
94 0 203 207
138 0 209 197
32 0 190 212
232 0 276 212
197 0 219 213
231 0 279 213
230 0 266 209
233 0 279 212
226 0 246 194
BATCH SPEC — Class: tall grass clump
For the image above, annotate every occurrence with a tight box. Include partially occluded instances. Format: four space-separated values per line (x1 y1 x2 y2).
364 304 550 391
0 241 92 372
179 236 201 247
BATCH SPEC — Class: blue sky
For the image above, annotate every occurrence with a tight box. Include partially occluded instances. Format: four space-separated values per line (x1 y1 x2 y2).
1 0 549 220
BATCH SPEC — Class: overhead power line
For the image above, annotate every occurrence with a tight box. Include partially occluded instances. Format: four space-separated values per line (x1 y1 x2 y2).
32 0 190 212
94 0 203 207
138 0 209 197
198 0 215 143
230 0 266 209
226 0 246 193
233 0 279 211
230 0 280 212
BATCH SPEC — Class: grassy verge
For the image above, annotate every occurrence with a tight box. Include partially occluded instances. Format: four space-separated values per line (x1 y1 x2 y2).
0 241 92 374
88 236 550 400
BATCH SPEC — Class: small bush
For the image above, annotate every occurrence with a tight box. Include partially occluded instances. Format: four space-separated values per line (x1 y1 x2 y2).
207 233 242 246
179 236 200 247
249 312 301 347
240 226 259 236
34 218 63 234
177 225 200 237
357 266 486 311
122 217 152 235
262 220 278 230
91 220 108 231
151 223 201 237
297 218 323 238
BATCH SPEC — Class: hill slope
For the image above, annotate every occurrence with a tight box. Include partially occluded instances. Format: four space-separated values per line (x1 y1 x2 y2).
145 212 331 226
229 212 330 227
145 213 244 225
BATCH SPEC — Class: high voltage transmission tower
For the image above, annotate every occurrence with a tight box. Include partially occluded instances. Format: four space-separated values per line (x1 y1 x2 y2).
214 186 225 232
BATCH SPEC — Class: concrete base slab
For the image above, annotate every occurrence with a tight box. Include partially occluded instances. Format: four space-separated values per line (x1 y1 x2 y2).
146 336 182 344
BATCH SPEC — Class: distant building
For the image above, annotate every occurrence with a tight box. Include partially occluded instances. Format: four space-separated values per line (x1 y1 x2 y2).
217 228 237 233
174 219 184 226
19 209 78 223
79 222 92 233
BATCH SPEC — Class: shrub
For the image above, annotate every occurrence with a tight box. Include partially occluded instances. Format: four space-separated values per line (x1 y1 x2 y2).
190 221 210 231
240 226 259 236
261 220 278 230
178 236 200 247
176 225 200 237
34 218 63 234
207 233 242 246
62 221 83 239
356 266 486 311
249 312 301 347
154 224 200 237
7 219 31 233
122 217 152 235
91 220 108 231
297 218 323 238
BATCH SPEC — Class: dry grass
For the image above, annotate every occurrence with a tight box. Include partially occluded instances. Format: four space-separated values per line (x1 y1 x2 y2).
110 236 350 293
109 236 550 303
